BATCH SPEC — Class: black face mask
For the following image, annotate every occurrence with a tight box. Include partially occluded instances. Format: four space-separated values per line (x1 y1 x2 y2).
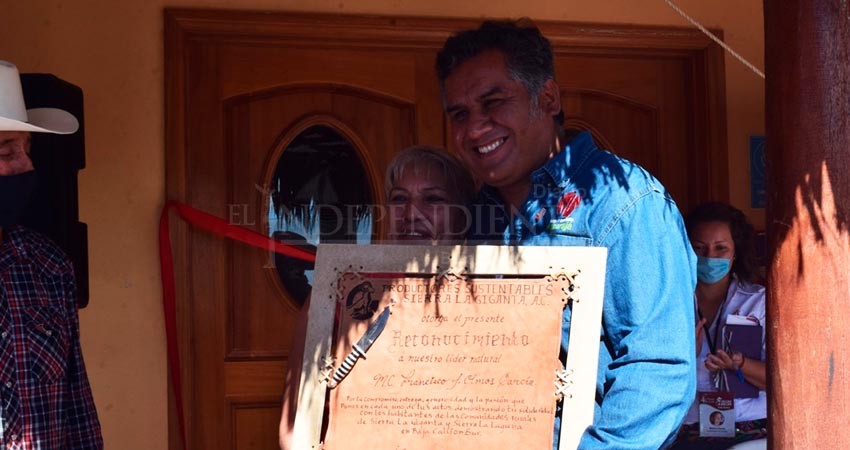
0 171 38 227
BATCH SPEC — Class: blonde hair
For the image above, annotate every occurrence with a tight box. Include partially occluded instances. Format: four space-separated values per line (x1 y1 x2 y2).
384 145 475 206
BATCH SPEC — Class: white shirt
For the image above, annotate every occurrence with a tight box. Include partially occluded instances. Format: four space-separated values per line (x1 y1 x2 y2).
684 277 767 424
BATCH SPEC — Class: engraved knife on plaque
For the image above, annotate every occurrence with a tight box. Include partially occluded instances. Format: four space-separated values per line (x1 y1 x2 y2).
328 306 391 389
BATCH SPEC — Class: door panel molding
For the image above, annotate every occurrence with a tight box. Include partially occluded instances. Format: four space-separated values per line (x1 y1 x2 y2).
224 96 412 361
166 8 722 51
562 87 660 173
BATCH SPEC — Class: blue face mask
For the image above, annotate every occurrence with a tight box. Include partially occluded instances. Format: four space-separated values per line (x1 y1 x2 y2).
696 256 731 284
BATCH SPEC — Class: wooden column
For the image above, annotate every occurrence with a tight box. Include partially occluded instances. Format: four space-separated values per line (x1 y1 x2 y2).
764 1 850 448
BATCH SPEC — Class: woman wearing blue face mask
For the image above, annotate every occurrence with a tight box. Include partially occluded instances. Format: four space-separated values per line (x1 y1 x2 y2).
671 202 767 450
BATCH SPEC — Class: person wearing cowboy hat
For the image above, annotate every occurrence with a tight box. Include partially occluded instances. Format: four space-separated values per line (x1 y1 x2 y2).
0 60 102 449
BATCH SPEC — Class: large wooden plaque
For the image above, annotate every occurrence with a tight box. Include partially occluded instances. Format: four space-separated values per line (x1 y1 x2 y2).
292 244 607 450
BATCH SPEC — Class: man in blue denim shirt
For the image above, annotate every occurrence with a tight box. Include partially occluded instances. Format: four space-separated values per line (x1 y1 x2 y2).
437 21 697 449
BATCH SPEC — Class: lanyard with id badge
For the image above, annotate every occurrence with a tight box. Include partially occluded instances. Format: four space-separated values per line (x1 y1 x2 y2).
697 305 736 438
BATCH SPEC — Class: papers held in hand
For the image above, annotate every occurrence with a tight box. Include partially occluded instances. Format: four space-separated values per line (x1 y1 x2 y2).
722 314 762 399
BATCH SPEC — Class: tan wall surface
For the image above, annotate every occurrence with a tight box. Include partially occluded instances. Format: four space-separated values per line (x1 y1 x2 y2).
0 1 764 448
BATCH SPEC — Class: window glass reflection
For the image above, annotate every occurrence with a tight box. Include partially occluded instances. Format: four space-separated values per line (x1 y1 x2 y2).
268 125 373 306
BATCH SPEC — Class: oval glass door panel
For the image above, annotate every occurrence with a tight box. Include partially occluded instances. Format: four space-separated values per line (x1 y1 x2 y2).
268 125 373 306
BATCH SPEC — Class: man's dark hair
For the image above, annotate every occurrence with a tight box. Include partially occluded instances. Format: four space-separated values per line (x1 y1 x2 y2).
685 202 760 283
436 19 564 125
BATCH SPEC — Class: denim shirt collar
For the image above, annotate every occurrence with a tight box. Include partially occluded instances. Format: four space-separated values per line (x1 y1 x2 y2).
479 130 597 203
474 131 598 243
537 130 596 190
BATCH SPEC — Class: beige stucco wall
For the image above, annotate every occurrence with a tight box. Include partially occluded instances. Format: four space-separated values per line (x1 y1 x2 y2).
0 1 764 448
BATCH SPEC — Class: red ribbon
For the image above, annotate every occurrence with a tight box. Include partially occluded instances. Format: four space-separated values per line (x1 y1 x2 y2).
159 200 316 449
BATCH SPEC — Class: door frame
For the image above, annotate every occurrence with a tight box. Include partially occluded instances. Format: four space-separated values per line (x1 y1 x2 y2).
164 8 727 449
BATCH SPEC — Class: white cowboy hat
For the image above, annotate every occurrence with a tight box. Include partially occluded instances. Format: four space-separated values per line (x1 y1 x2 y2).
0 60 78 134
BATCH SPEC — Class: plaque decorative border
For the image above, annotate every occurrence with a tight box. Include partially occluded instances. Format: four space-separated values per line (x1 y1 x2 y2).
292 244 607 450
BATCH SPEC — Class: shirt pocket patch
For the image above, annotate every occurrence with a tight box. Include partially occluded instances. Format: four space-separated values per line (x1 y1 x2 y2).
25 306 69 384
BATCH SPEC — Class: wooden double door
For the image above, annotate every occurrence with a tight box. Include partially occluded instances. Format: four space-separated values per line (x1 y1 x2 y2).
165 9 727 450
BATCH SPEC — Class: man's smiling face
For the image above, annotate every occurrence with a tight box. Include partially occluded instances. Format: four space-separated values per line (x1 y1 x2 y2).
0 131 34 176
443 50 559 197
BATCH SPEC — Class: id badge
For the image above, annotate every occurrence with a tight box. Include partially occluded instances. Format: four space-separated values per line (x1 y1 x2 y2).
698 391 735 437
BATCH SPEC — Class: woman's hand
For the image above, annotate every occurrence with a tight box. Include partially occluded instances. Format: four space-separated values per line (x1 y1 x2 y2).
705 349 736 371
705 349 768 390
